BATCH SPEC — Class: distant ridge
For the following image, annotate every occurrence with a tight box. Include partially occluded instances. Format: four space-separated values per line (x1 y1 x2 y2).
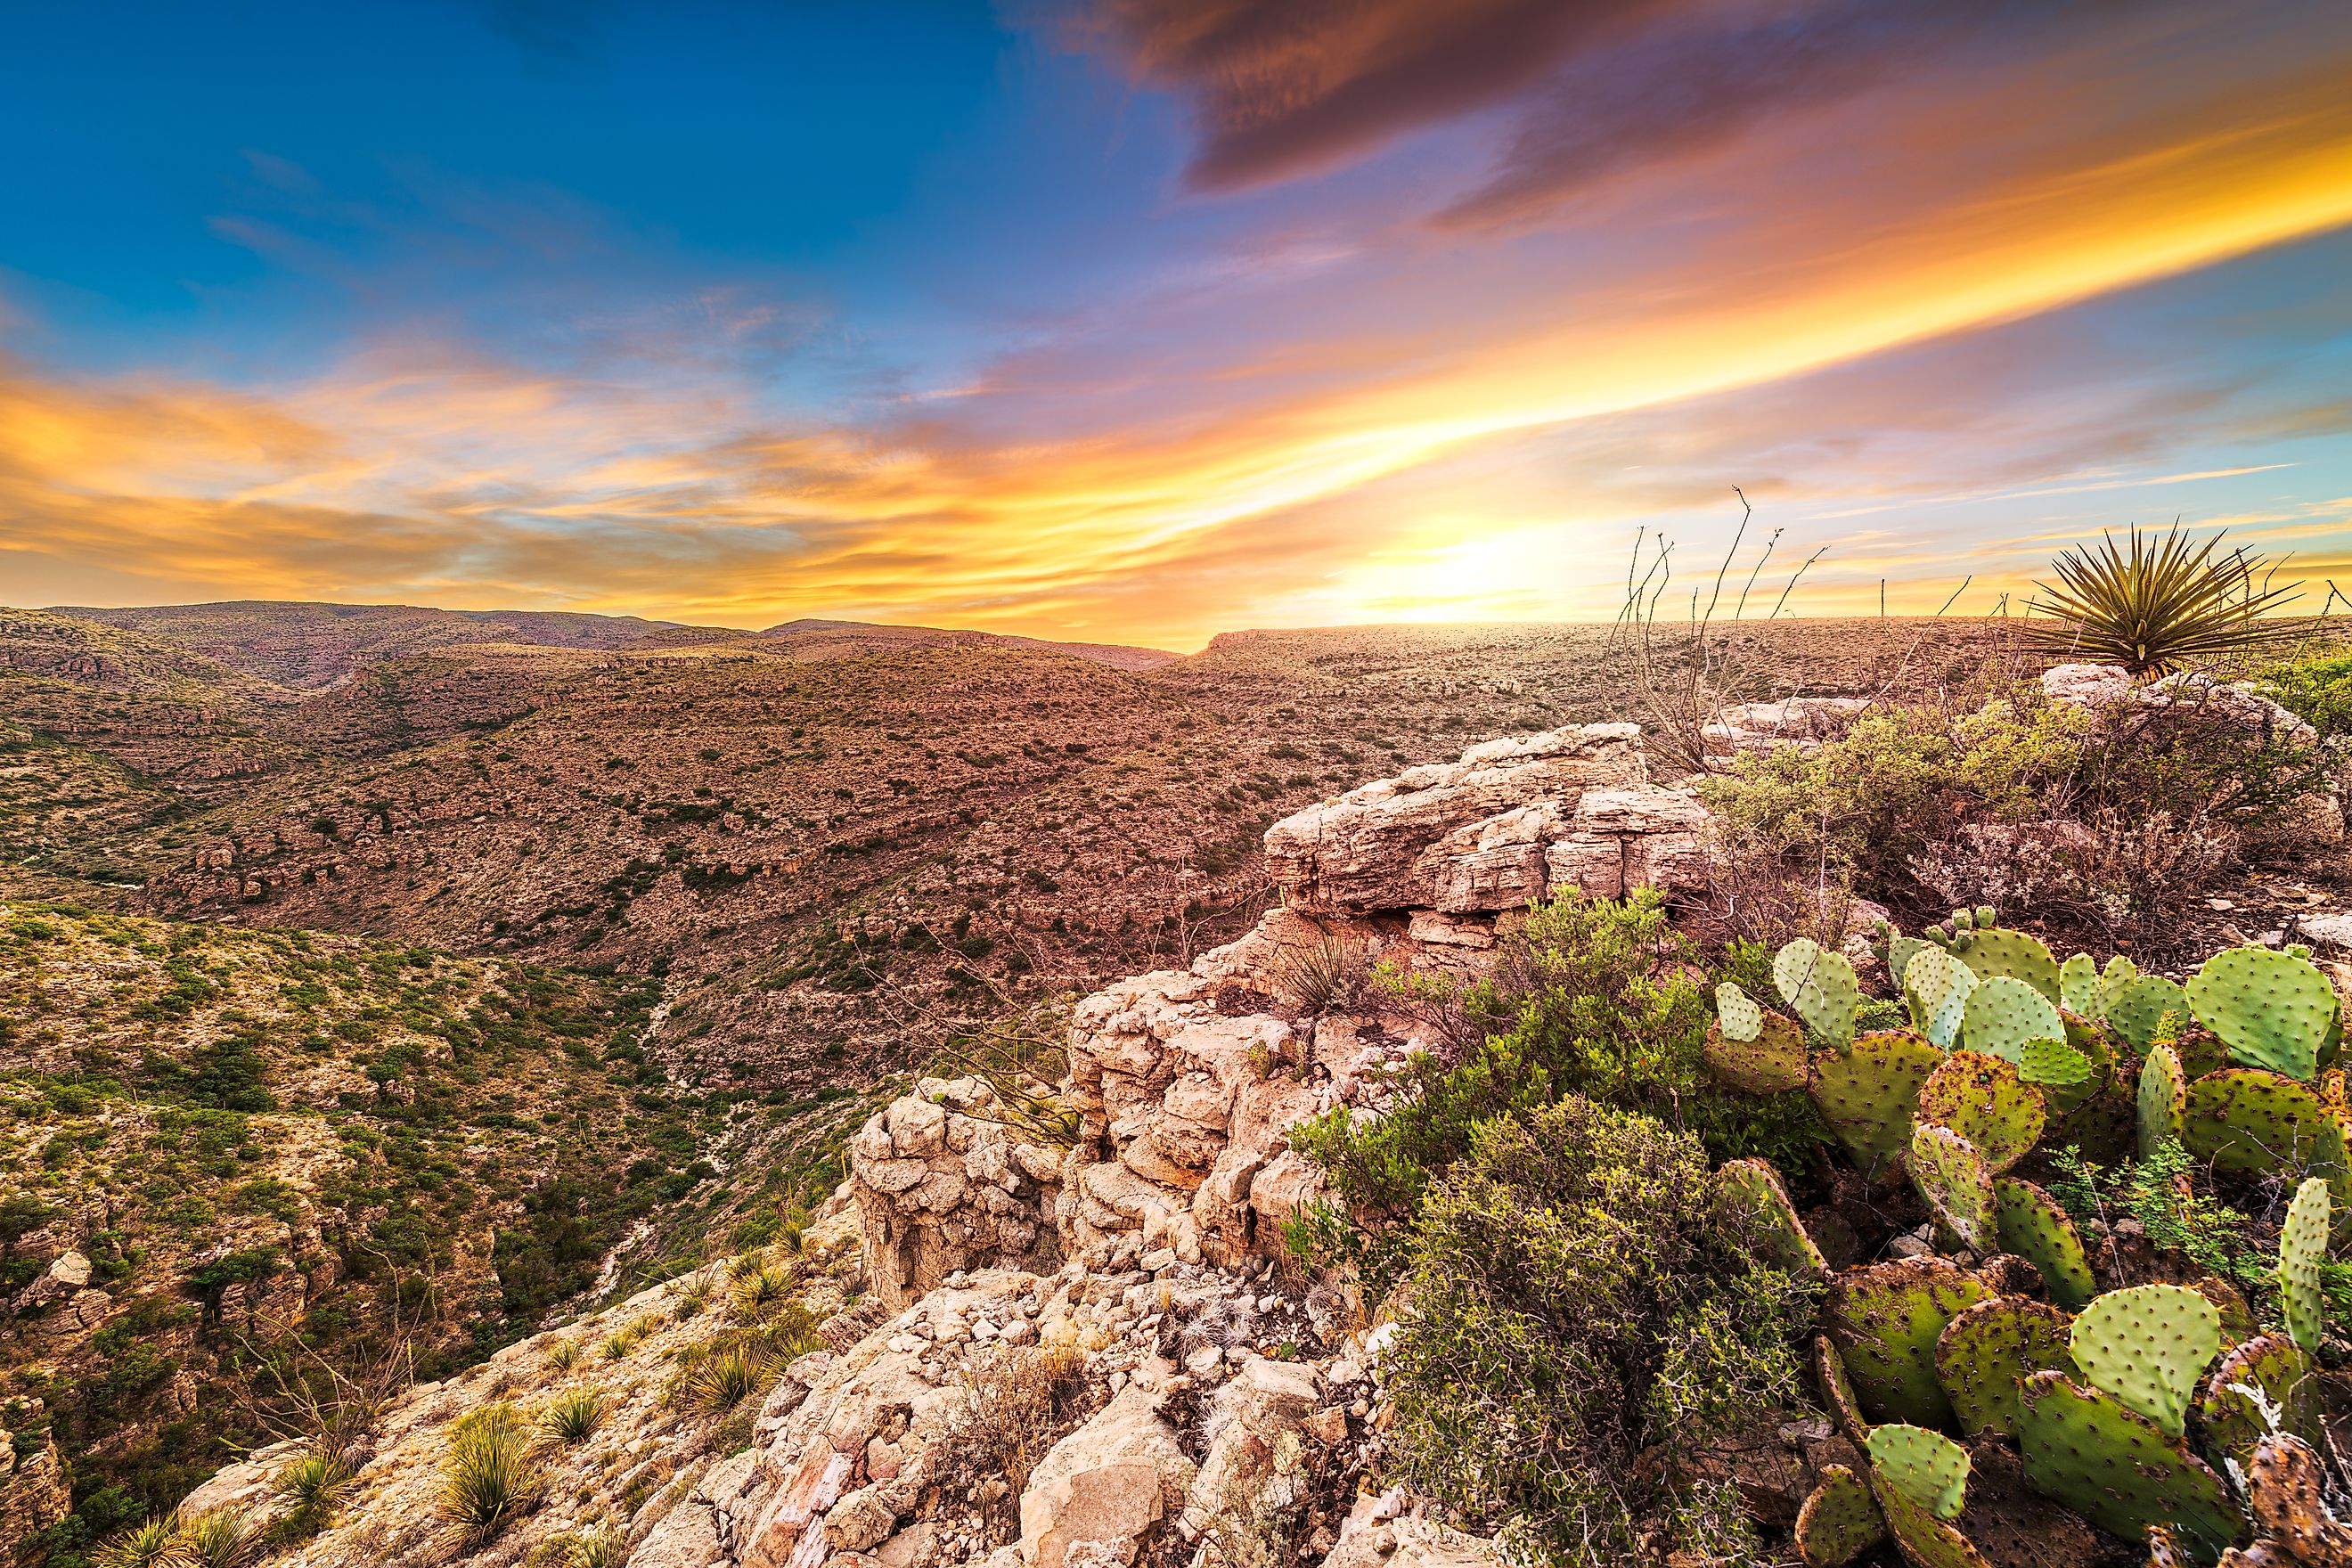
48 600 1180 687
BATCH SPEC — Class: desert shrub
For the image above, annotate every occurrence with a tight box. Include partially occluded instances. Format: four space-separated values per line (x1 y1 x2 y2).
1274 937 1366 1016
671 1278 712 1320
93 1518 185 1568
545 1338 582 1373
168 1509 267 1568
436 1402 542 1548
539 1387 608 1446
2256 649 2352 740
1382 1098 1812 1568
730 1264 796 1321
1288 893 1826 1290
269 1446 356 1538
936 1343 1090 1536
596 1320 646 1360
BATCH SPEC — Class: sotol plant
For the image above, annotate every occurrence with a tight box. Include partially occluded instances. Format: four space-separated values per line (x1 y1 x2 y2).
2024 521 2304 674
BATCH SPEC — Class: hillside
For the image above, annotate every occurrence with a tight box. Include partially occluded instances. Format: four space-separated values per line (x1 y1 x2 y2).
49 604 734 691
0 900 803 1560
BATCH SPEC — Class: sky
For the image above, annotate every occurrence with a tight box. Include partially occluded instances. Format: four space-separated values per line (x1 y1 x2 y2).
4 0 2352 650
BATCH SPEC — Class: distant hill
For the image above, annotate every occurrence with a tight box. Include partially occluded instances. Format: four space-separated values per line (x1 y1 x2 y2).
52 601 734 690
756 617 1180 671
50 602 1182 686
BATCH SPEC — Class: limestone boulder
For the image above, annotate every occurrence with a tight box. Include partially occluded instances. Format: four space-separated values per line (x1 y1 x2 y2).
1018 1384 1196 1568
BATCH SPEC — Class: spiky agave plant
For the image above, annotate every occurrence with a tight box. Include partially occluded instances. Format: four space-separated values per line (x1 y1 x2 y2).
2026 522 2304 674
92 1518 188 1568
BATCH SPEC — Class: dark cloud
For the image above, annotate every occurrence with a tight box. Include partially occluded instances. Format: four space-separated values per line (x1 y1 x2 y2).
1080 0 2107 211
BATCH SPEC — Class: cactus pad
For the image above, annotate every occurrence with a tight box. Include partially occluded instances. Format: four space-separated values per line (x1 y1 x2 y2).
2181 1068 2347 1180
2188 946 2336 1082
1916 1050 2046 1173
2059 953 2101 1018
1715 982 1763 1042
2015 1373 2242 1562
1961 976 2064 1064
1825 1257 1990 1430
2099 953 2140 1016
1778 937 1861 1048
1956 928 2062 1003
1994 1177 2095 1309
1911 1123 1996 1253
1816 1333 1870 1441
2140 1043 2187 1160
1865 1424 1970 1520
2281 1175 2329 1353
2019 1035 2093 1090
1813 1031 1942 1173
1704 1011 1812 1095
2198 1333 2317 1474
1716 1158 1827 1276
1793 1466 1883 1568
2069 1283 2221 1438
1905 944 1977 1051
1888 935 1931 991
1933 1297 2078 1437
2108 974 2189 1051
1866 1466 1993 1568
2243 1433 2351 1566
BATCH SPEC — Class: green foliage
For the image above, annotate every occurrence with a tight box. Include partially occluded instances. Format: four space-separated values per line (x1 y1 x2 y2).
436 1401 542 1548
2025 522 2304 674
1380 1098 1812 1568
538 1387 608 1447
1288 892 1828 1289
680 1344 774 1415
2046 1142 2268 1295
270 1447 356 1539
2254 650 2352 741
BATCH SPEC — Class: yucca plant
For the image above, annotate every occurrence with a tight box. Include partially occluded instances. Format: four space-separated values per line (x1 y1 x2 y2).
545 1337 582 1373
672 1279 712 1321
565 1525 629 1568
539 1386 608 1447
436 1402 542 1548
2026 522 2305 674
170 1509 266 1568
270 1445 357 1537
730 1264 796 1322
93 1518 188 1568
597 1320 646 1361
682 1344 773 1414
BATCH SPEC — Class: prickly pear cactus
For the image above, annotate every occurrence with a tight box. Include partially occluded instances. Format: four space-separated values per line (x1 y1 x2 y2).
1911 1123 1996 1253
1866 1462 1992 1568
1954 927 2062 1004
1794 1465 1884 1568
1993 1177 2095 1310
1916 1050 2046 1173
1717 1158 1827 1276
2016 1372 2243 1561
2242 1433 2352 1566
1777 937 1861 1048
2059 952 2101 1018
2017 1038 2095 1123
1813 1031 1943 1173
2108 973 2189 1052
2182 1068 2347 1180
1905 944 1977 1051
1715 982 1763 1042
2281 1175 2329 1354
1704 1009 1811 1095
1960 976 2064 1064
1888 935 1931 991
2069 1283 2221 1438
2099 953 2140 1015
2140 1043 2187 1160
2198 1333 2317 1474
1865 1424 1970 1519
1825 1257 1990 1430
1933 1296 2077 1437
1816 1333 1871 1441
2188 946 2337 1082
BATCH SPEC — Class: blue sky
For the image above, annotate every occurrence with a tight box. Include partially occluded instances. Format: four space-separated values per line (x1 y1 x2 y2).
4 0 2350 645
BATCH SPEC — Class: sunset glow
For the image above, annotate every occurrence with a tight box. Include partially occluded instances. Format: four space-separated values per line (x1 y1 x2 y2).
6 3 2352 646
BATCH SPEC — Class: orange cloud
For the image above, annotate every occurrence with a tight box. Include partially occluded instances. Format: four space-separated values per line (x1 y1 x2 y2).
5 10 2352 648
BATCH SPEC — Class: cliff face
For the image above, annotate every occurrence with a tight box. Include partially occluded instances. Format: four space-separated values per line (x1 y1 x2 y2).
163 724 1721 1568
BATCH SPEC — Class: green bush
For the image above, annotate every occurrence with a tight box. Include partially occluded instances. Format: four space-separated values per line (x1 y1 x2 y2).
2255 650 2352 740
1286 892 1826 1290
538 1387 608 1447
1381 1098 1812 1568
436 1402 541 1548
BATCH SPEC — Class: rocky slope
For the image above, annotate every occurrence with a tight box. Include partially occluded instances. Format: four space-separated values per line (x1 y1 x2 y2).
135 719 1797 1568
